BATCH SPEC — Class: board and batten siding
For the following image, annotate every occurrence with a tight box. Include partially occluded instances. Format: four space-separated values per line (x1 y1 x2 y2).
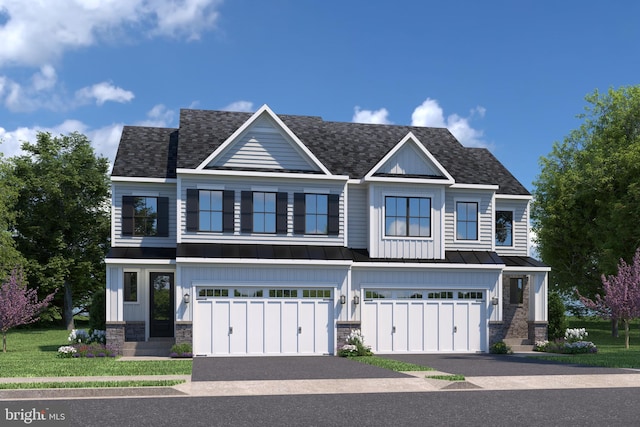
494 198 530 256
179 176 345 245
377 143 442 176
210 116 321 172
346 184 368 249
112 182 177 248
368 183 443 259
444 189 493 251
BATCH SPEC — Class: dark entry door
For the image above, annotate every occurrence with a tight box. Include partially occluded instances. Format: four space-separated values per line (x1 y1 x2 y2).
149 272 174 337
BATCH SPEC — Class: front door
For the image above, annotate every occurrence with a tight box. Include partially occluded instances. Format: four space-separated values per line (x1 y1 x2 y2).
149 272 174 337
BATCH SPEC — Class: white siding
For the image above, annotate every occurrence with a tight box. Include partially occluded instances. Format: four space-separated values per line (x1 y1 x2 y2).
368 183 443 259
378 143 442 176
347 184 368 249
179 176 345 245
112 182 177 248
444 189 493 251
210 116 320 172
494 199 529 256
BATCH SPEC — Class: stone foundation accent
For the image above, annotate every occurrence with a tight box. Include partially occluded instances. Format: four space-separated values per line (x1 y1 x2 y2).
176 321 193 346
125 321 145 342
528 321 548 343
106 321 125 356
336 321 361 355
489 321 505 346
501 274 530 342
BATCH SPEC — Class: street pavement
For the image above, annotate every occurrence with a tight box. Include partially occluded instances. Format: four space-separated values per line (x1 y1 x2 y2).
2 352 640 401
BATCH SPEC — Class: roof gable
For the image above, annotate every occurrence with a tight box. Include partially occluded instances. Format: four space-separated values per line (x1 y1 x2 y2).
196 105 330 174
365 132 455 182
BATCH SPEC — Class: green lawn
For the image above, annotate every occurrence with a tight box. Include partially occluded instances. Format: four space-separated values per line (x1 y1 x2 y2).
1 327 192 378
348 355 434 372
532 317 640 368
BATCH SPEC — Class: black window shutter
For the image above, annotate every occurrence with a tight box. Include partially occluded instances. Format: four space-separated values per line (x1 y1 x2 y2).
293 193 305 234
186 189 199 231
241 191 253 232
157 197 170 237
122 196 134 236
223 190 235 232
276 192 288 234
328 194 340 236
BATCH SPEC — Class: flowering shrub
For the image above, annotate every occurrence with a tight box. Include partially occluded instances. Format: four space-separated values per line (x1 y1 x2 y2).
170 343 193 358
68 329 106 344
338 329 372 357
564 328 588 343
57 346 77 358
533 328 597 354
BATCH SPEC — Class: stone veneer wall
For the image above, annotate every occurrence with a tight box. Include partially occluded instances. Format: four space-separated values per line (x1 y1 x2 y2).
500 275 530 342
125 321 145 342
528 321 548 343
336 321 361 355
106 321 125 355
175 321 193 346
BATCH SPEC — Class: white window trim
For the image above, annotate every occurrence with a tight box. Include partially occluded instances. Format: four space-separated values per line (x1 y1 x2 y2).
123 269 141 304
494 208 516 248
454 198 481 243
381 191 434 241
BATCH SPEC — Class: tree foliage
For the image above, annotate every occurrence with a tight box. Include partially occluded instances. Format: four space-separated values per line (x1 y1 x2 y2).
0 269 56 352
532 86 640 299
0 152 25 277
8 132 110 329
579 249 640 348
547 291 568 341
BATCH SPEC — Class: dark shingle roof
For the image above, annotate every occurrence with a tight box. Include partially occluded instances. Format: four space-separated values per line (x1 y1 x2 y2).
111 108 529 195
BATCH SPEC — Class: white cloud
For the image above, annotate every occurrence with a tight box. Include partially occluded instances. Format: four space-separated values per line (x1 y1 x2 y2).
136 104 175 127
222 100 254 112
0 0 224 68
411 98 488 148
352 106 392 125
31 64 57 91
75 82 135 106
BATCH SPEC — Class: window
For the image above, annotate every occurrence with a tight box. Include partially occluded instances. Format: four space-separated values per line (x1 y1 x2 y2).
456 201 478 240
495 210 513 246
198 288 229 297
510 278 524 304
305 194 328 234
365 290 392 299
124 272 137 302
123 196 170 237
253 192 276 233
199 190 223 232
427 291 454 299
234 289 263 298
385 196 431 237
269 289 298 298
458 291 484 300
302 289 331 298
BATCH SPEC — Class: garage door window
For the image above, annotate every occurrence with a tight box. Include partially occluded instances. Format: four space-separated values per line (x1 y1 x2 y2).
198 288 229 297
234 289 264 298
458 291 484 300
427 291 454 299
303 289 331 298
269 289 298 298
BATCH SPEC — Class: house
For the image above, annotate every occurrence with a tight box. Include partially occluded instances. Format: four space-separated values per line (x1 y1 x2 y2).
105 104 549 356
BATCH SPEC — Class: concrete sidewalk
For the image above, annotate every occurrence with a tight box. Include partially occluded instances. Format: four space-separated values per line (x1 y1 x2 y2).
3 369 640 401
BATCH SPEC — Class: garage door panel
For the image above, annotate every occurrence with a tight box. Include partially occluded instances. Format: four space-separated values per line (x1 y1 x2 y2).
408 303 424 352
425 303 440 351
393 302 409 352
230 301 248 354
439 302 454 352
298 301 315 354
265 301 282 354
281 302 298 354
377 302 394 352
247 301 265 354
213 301 231 355
194 300 213 355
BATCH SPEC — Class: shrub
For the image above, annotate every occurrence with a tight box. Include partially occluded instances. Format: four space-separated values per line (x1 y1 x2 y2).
338 329 373 357
170 343 193 358
88 288 106 331
58 342 117 358
548 291 568 340
68 328 106 344
489 341 512 354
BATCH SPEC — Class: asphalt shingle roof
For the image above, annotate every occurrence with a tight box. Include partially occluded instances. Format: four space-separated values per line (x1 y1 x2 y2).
111 108 530 195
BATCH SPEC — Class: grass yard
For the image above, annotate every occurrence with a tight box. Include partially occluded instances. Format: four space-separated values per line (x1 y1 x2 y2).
347 355 435 372
532 317 640 368
1 327 192 378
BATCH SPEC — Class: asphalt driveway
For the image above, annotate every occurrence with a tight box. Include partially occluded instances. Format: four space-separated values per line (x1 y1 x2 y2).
385 353 640 377
193 353 640 382
191 356 410 381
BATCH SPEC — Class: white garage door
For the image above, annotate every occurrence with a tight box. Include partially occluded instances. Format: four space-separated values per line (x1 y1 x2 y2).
193 287 334 356
362 290 485 353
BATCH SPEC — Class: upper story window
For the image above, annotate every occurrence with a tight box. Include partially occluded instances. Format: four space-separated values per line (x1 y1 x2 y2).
293 193 340 236
495 210 513 246
241 191 288 234
122 196 169 237
186 189 235 233
253 192 276 233
124 272 138 302
385 196 431 237
456 201 478 240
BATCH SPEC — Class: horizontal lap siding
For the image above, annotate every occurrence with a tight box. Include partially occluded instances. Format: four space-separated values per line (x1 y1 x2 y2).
495 199 529 256
352 268 500 290
180 177 345 245
347 185 368 249
112 182 177 248
444 190 493 251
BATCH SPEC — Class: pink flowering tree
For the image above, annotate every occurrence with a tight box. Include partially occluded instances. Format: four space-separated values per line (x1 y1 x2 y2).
579 249 640 349
0 270 56 352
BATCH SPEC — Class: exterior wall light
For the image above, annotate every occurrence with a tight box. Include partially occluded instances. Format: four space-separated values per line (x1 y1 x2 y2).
183 293 190 304
340 295 346 304
353 295 360 305
491 296 499 305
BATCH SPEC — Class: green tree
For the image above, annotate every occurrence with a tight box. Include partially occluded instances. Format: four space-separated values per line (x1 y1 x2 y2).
547 291 567 341
0 151 25 277
532 86 640 303
9 132 110 330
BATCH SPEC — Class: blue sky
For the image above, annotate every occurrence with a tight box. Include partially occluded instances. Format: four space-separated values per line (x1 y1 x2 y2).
1 0 639 190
